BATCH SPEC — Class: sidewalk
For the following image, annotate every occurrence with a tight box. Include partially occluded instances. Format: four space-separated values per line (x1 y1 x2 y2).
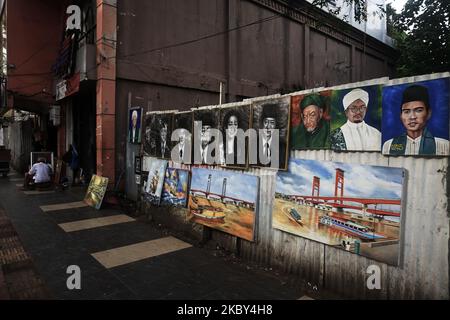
0 171 311 300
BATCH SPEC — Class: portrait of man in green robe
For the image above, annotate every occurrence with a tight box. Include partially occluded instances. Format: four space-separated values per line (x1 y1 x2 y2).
291 93 330 149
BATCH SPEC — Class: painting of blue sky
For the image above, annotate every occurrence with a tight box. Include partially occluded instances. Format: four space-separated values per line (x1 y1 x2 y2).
277 159 404 201
191 168 259 204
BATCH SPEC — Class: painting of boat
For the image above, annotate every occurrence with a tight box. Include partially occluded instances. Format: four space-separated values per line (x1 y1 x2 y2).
192 207 226 224
284 207 303 226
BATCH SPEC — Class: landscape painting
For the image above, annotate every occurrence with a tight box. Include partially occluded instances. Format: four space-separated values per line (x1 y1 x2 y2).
188 168 259 241
273 158 405 265
161 168 190 207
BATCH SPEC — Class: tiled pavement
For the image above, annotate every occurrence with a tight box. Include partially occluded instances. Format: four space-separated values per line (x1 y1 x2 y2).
0 172 307 300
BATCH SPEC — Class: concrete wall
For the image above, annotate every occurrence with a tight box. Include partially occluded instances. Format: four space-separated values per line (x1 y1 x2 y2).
116 0 396 97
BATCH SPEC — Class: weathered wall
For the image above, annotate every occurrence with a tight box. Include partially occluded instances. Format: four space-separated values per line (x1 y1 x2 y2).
6 0 66 108
116 0 396 99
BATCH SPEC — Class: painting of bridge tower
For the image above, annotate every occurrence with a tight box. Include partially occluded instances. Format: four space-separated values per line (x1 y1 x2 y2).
188 168 259 241
273 158 405 266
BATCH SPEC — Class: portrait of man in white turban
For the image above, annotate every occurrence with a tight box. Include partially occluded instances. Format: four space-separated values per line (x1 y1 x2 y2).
330 88 381 151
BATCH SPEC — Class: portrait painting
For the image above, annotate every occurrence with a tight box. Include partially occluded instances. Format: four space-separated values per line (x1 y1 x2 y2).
143 157 168 205
128 107 143 144
143 112 173 159
219 103 251 169
290 91 331 150
382 77 449 156
188 168 259 242
172 111 193 164
161 168 190 207
273 158 405 266
330 85 383 151
193 108 221 165
84 175 109 210
251 96 290 170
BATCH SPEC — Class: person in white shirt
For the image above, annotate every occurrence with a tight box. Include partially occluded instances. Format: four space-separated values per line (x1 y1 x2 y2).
382 84 449 156
158 121 170 158
129 110 141 143
330 88 381 151
221 110 246 167
22 157 53 189
196 112 219 165
177 128 188 162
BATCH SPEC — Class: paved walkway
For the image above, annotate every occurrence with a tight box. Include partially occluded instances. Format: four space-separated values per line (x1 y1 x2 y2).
0 172 307 300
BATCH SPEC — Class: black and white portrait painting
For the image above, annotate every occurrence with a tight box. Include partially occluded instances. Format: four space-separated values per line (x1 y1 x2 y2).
172 111 193 164
143 112 173 159
251 97 290 170
219 103 251 168
193 108 221 165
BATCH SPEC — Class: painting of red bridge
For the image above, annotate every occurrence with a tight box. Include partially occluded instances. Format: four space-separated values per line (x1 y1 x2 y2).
273 158 405 266
188 168 259 241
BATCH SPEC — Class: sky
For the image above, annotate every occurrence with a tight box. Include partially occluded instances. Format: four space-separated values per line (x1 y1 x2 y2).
191 168 259 204
276 159 404 200
387 0 407 13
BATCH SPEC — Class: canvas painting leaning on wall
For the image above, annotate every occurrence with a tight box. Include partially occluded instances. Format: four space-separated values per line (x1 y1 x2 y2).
188 168 259 242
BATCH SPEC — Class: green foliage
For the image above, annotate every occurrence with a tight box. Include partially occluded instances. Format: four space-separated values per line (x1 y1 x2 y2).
388 0 450 77
311 0 369 23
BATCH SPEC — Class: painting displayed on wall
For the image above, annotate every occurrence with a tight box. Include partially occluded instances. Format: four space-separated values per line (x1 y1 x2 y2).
251 97 290 170
143 112 173 158
161 168 190 207
219 104 251 168
128 107 143 144
172 111 193 164
188 168 259 242
84 175 109 210
143 158 168 205
290 91 331 150
382 77 449 156
193 109 221 165
330 85 383 151
273 158 405 265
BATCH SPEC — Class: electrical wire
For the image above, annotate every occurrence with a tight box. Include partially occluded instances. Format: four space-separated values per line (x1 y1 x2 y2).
7 12 285 94
119 14 281 60
13 40 55 70
6 71 53 77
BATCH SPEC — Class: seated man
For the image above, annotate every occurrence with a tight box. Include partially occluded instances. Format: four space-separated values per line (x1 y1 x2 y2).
22 157 53 190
